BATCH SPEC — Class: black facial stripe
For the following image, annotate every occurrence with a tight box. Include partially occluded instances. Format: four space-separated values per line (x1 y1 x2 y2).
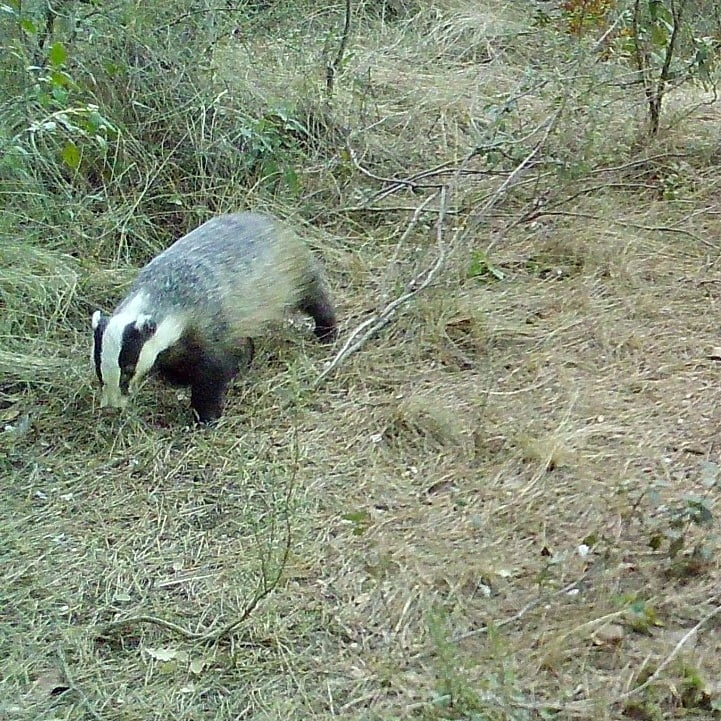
93 316 108 383
118 323 146 393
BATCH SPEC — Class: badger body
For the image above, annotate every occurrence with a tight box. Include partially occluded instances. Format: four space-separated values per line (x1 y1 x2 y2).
92 212 337 422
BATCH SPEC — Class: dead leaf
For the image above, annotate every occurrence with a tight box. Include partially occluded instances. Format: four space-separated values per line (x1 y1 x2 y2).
424 479 456 496
29 670 69 700
446 315 474 331
0 407 20 423
189 657 205 675
593 623 625 646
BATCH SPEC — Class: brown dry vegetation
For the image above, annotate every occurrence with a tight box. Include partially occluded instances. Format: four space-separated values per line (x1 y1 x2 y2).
3 1 721 720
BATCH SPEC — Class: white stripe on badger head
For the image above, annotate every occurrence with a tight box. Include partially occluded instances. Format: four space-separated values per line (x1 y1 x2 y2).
99 293 148 409
130 314 186 394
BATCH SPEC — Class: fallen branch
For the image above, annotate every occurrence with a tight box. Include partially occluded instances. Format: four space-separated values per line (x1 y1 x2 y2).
613 596 721 703
316 185 449 386
319 110 563 383
326 0 352 96
96 435 298 643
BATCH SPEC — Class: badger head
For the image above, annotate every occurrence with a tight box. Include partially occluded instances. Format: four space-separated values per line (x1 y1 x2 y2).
92 308 160 409
92 297 184 410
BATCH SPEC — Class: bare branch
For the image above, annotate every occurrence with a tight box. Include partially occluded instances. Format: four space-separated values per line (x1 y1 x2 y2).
316 186 449 386
326 0 352 96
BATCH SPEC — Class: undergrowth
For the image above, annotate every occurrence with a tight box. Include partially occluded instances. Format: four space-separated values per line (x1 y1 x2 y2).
2 1 721 719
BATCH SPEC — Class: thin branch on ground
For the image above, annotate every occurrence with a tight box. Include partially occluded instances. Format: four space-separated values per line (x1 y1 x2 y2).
477 107 564 255
613 596 721 703
326 0 352 96
97 436 298 643
316 185 449 386
346 143 446 192
347 79 551 206
320 109 563 382
410 573 591 662
535 210 714 247
55 646 103 721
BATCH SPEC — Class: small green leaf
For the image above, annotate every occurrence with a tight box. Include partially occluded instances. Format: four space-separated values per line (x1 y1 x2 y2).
650 24 668 48
49 70 69 88
61 141 80 170
51 85 68 104
647 488 662 507
685 496 714 526
20 17 37 34
668 534 684 558
468 250 504 281
48 41 67 67
260 159 279 181
700 461 719 487
342 510 370 524
87 109 104 132
283 166 300 195
341 510 371 535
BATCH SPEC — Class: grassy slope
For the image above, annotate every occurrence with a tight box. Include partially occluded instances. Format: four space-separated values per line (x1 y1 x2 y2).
2 1 721 719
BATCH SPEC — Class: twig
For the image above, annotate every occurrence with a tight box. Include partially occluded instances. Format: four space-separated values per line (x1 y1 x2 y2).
97 438 298 643
320 111 563 382
348 78 551 206
315 186 449 386
534 210 714 247
477 107 563 255
411 575 590 661
386 190 441 269
592 11 627 54
55 646 103 720
613 596 721 703
326 0 352 96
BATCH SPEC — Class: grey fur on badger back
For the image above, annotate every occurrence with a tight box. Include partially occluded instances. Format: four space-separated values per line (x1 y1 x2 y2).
92 212 337 423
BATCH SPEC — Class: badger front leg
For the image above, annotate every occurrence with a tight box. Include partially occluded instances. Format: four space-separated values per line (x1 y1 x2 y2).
190 352 240 423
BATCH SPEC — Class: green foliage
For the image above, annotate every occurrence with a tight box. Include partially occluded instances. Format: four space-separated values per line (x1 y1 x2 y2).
467 250 504 282
0 0 332 276
420 608 542 720
619 0 718 133
552 0 720 134
0 0 339 384
619 462 717 577
561 0 615 37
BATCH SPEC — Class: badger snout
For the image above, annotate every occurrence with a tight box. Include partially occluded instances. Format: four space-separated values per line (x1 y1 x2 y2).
99 387 130 410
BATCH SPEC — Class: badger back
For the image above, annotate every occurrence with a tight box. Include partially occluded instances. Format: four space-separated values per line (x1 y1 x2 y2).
127 213 316 342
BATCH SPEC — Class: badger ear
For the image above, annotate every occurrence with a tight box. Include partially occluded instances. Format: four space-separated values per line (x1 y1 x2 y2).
92 310 105 330
135 314 157 338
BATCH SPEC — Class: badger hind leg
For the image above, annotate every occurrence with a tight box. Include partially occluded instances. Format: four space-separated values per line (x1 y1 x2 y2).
298 273 337 343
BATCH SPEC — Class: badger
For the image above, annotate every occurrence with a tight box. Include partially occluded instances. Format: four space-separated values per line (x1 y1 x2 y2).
92 212 337 423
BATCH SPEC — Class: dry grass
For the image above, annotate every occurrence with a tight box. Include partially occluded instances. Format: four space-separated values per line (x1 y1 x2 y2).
3 1 721 720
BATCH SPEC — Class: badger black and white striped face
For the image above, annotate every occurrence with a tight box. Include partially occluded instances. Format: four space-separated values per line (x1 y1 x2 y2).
91 295 184 410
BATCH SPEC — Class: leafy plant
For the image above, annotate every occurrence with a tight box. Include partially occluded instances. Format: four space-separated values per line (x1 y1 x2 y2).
467 249 505 282
561 0 616 37
624 0 718 134
622 461 717 577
